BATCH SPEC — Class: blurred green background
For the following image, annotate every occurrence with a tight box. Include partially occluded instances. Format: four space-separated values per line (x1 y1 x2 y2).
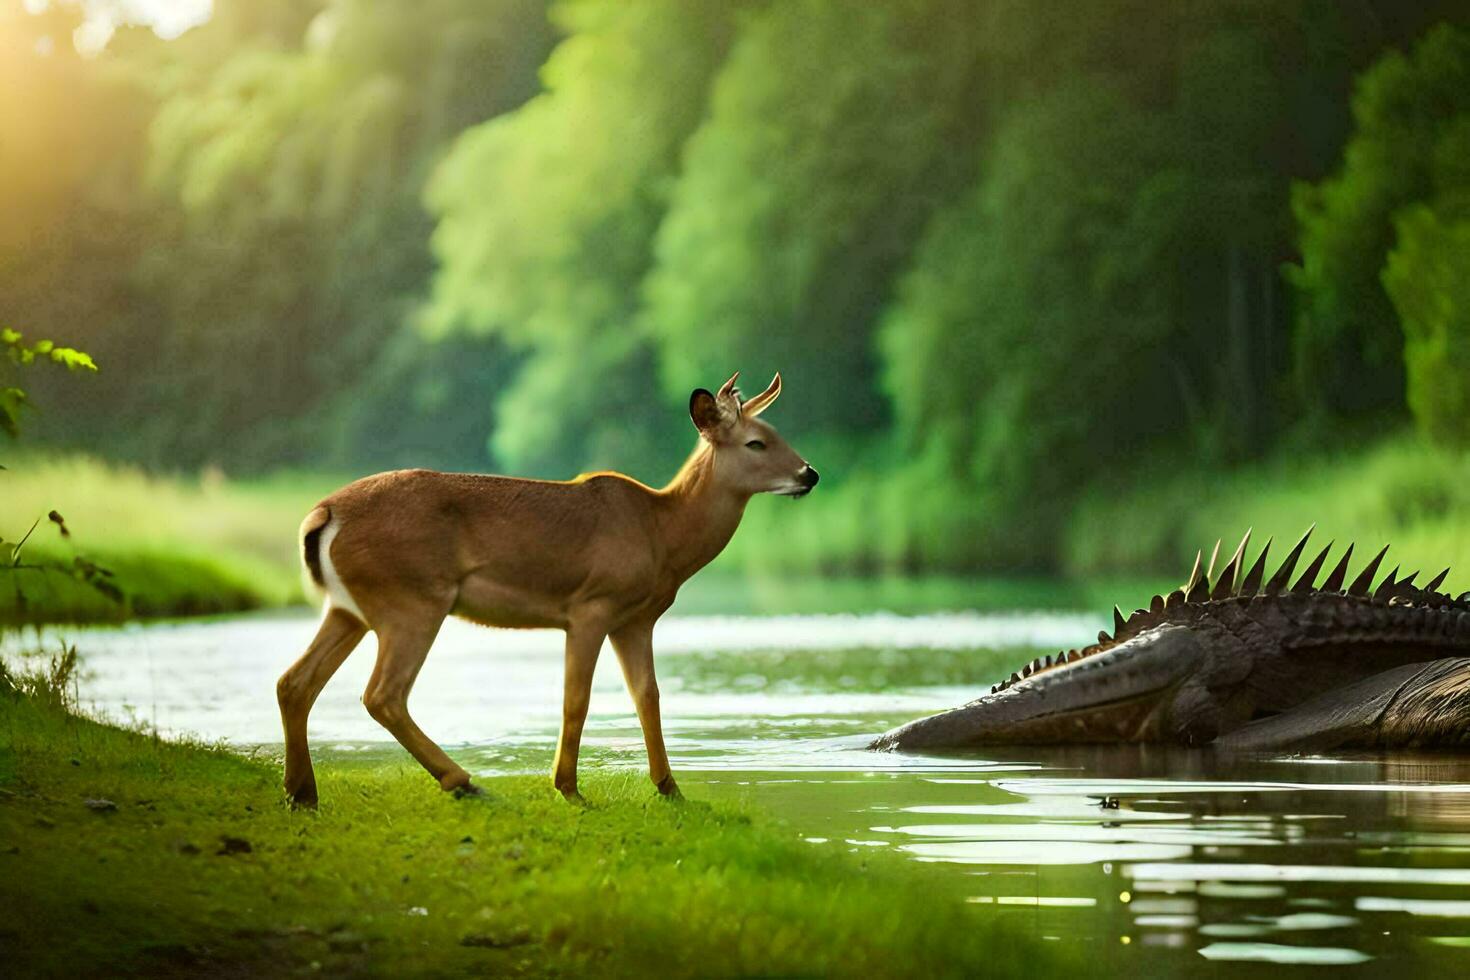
7 0 1470 596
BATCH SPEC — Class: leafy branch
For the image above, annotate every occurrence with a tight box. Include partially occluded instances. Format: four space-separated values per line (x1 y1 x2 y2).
1 327 98 442
1 327 119 624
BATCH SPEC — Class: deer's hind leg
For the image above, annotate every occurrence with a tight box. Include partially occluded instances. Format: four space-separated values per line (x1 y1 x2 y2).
363 609 477 795
278 607 368 807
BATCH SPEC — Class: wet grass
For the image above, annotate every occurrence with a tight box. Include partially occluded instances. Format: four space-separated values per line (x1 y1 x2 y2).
0 661 1069 978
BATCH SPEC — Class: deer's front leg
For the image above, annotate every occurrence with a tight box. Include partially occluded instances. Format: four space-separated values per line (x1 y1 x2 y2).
553 625 606 801
611 621 678 797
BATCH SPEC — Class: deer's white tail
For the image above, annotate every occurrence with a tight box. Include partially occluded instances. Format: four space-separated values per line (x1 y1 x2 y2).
300 506 366 623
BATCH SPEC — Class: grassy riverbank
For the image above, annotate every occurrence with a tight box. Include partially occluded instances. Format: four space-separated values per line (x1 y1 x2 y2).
1 455 336 624
1066 435 1470 591
0 663 1063 977
9 434 1466 626
1 452 1157 623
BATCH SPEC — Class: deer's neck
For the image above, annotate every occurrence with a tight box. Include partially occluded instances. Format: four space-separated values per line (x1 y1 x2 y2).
656 443 749 585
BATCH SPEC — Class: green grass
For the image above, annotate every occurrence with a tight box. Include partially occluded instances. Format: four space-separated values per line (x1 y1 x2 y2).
0 661 1067 978
1 454 340 624
1067 434 1470 594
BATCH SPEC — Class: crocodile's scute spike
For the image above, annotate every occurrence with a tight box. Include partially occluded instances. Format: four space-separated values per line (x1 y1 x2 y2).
1097 630 1110 644
1209 562 1236 601
1428 568 1450 593
1165 588 1186 607
1373 566 1400 601
1183 551 1203 593
1293 541 1335 593
1186 574 1211 603
1266 524 1314 594
1348 544 1390 596
1240 537 1272 596
1113 606 1126 634
1399 570 1418 591
1206 540 1223 582
1211 529 1251 600
1009 672 1022 685
1319 542 1353 592
1150 594 1165 613
1230 528 1253 571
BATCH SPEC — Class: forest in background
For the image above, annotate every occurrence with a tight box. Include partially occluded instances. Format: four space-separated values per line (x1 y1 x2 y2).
7 0 1470 576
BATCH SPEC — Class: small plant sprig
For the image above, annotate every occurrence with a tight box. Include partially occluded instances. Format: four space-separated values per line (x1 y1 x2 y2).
1 327 118 624
2 326 97 444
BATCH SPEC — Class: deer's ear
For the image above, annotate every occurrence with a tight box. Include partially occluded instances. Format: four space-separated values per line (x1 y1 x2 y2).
690 388 724 435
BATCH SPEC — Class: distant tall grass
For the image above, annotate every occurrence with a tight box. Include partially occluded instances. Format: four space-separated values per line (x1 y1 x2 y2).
2 454 340 622
720 447 1037 575
1066 434 1470 593
12 436 1461 623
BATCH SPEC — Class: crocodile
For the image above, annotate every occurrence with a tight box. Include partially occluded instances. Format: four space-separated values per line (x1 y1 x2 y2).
871 527 1470 753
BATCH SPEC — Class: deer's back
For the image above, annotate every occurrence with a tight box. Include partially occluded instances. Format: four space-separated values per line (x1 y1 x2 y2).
319 469 662 627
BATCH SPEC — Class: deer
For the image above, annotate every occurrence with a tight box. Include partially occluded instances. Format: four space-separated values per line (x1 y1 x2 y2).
275 372 817 806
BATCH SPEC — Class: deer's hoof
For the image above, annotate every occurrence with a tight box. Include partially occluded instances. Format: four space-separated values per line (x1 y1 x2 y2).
452 783 488 801
656 775 683 799
558 787 587 806
286 784 319 810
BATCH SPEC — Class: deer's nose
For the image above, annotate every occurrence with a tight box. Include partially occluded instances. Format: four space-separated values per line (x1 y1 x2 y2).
801 465 819 488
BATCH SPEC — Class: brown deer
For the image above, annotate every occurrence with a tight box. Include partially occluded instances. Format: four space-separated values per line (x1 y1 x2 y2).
276 372 817 806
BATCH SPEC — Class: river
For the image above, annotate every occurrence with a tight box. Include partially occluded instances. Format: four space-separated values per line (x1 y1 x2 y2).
22 603 1470 974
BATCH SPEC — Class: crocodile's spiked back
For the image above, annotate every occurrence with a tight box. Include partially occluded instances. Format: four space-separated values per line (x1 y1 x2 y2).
871 527 1470 751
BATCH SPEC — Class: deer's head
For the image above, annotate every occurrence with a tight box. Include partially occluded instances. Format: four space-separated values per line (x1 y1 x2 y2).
689 372 819 498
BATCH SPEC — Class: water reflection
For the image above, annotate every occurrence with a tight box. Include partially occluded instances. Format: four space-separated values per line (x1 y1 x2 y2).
855 747 1470 970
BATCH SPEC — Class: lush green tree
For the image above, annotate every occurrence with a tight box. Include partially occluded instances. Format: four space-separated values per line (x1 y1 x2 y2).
0 2 162 450
425 0 750 478
1288 23 1470 423
641 0 987 436
1384 200 1470 445
879 81 1188 559
120 0 552 470
9 1 548 471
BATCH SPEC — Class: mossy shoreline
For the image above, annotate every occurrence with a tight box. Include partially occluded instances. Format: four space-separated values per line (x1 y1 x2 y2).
0 669 1064 977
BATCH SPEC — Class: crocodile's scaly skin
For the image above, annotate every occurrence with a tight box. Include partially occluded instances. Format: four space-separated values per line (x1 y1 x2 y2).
871 528 1470 752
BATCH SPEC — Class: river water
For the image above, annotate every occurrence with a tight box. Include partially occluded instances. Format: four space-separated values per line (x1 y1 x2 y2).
22 608 1470 974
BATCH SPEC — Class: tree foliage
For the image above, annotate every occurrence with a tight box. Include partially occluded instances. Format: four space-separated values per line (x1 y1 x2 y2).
7 1 1470 572
1384 202 1470 446
1288 23 1470 423
879 81 1187 550
642 0 987 435
425 0 750 477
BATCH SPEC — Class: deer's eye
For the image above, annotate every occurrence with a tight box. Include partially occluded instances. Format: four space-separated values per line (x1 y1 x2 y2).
745 439 766 451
